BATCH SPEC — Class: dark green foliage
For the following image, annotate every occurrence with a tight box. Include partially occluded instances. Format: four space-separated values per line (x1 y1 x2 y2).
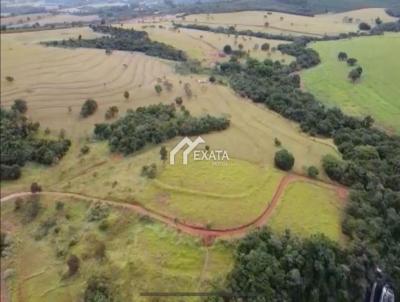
175 96 183 106
160 146 168 162
359 22 372 31
228 228 373 301
94 104 229 155
209 75 216 83
0 108 70 180
141 164 157 179
223 44 232 54
86 202 110 222
154 84 162 95
11 99 27 114
347 57 357 66
261 42 270 51
30 182 42 193
84 275 113 302
22 195 41 224
348 66 363 82
338 51 348 61
278 40 320 68
274 137 281 147
274 149 295 171
80 99 98 118
44 25 187 62
5 76 14 82
307 166 319 178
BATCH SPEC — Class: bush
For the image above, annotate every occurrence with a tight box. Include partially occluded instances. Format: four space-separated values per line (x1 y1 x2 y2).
105 106 119 120
141 164 157 179
261 42 270 51
307 166 319 178
86 202 110 222
84 275 113 302
154 84 162 95
274 149 295 171
274 137 281 147
30 182 42 193
347 58 357 66
11 99 27 114
80 99 98 118
359 22 371 31
80 145 90 155
223 44 232 54
67 255 80 277
0 164 21 180
322 154 344 182
5 76 14 82
209 75 216 83
175 96 183 106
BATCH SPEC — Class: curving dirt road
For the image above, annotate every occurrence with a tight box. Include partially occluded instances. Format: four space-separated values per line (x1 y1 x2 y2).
0 174 347 244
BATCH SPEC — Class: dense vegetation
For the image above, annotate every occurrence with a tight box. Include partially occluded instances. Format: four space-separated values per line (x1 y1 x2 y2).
216 35 400 299
0 107 71 180
43 25 187 62
94 103 230 155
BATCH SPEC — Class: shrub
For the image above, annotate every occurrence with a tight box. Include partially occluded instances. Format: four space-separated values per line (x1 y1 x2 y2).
359 22 371 31
322 154 344 182
307 166 319 178
223 44 232 54
0 164 21 180
347 58 357 66
80 99 98 118
154 84 162 95
30 182 42 193
274 149 295 171
209 75 216 83
80 145 90 155
261 43 270 51
67 255 80 277
86 202 110 222
141 164 157 179
274 138 281 147
11 99 27 114
5 76 14 82
175 96 183 106
123 90 129 99
84 275 113 302
105 106 119 120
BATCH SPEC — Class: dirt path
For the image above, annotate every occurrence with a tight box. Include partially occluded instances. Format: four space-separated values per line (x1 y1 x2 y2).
0 174 347 243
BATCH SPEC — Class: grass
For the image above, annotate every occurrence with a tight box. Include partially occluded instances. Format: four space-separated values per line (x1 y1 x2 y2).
128 23 294 65
269 181 346 243
137 157 283 228
303 33 400 134
1 196 233 302
180 8 396 37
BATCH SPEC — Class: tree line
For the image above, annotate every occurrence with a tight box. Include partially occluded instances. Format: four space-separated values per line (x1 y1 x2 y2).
94 103 230 155
215 34 400 299
43 25 188 62
0 105 71 180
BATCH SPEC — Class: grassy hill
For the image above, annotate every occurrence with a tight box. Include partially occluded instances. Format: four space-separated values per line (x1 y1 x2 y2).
303 33 400 134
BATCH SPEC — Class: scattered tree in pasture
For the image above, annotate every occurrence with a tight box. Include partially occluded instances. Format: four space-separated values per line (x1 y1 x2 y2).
348 66 363 82
163 80 173 92
105 106 119 120
274 137 281 147
359 22 371 31
223 44 232 54
78 34 82 41
5 76 14 82
67 255 80 277
307 166 319 178
30 182 42 193
80 145 90 155
347 57 357 66
184 83 193 98
338 52 348 61
209 76 216 83
11 99 27 114
123 90 130 100
175 96 183 106
261 43 270 51
274 149 294 171
155 84 162 95
160 146 168 162
141 164 157 179
80 99 98 118
375 17 382 25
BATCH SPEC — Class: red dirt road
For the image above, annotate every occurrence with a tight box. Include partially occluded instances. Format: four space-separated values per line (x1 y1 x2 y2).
0 174 347 243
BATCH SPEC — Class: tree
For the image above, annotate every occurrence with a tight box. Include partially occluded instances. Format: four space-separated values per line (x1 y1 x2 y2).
160 146 168 162
30 182 42 193
184 83 192 98
11 99 27 114
274 149 295 171
322 154 344 182
307 166 319 178
175 96 183 106
80 99 98 118
80 145 90 155
238 43 244 50
347 58 357 66
348 66 363 82
123 91 130 100
155 84 162 95
274 137 281 147
105 106 118 119
5 76 14 82
359 22 371 31
67 255 80 277
84 275 113 302
338 52 348 61
209 76 216 83
223 44 232 54
375 17 382 25
261 43 270 51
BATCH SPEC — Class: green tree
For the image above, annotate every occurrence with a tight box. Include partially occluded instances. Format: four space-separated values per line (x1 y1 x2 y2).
67 254 80 277
80 99 98 118
274 149 295 171
160 146 168 162
223 44 232 54
338 52 348 61
307 166 319 178
123 90 130 100
347 58 357 66
261 42 270 51
348 66 363 82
